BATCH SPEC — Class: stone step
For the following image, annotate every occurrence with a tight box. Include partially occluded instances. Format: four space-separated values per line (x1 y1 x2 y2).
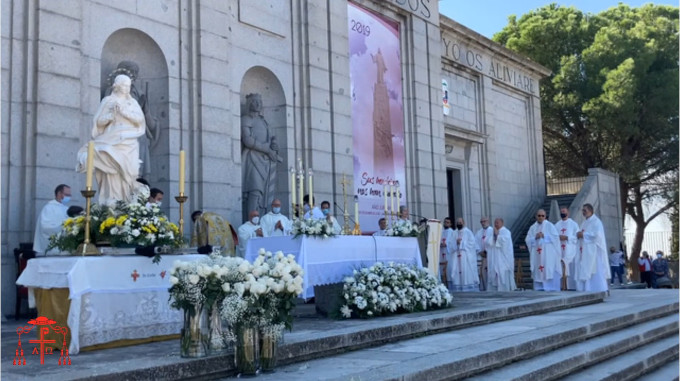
467 314 678 380
637 355 679 381
2 292 606 381
249 290 678 381
561 335 679 381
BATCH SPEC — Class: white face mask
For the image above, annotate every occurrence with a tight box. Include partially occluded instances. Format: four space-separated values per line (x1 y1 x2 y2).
251 216 260 225
156 202 162 208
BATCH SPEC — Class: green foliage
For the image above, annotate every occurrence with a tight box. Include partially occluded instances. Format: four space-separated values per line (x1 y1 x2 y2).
494 3 679 259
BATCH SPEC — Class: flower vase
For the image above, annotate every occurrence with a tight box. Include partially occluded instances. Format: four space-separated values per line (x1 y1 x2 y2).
207 300 228 355
259 332 283 373
180 305 208 358
234 326 259 376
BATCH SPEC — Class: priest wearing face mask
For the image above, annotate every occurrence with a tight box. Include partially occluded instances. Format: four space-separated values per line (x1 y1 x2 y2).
260 198 292 237
319 200 342 235
525 209 562 291
449 217 480 292
302 194 324 219
237 210 264 258
33 184 71 256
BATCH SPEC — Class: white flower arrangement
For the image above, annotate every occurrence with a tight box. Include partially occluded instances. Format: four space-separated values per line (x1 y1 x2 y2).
292 218 337 239
384 220 421 237
339 262 452 318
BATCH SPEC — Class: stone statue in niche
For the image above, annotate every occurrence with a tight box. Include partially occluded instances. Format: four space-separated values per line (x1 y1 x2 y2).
241 93 282 219
77 74 146 205
104 61 159 178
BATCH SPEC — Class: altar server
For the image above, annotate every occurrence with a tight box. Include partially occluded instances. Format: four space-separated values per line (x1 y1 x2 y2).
237 210 263 258
575 203 610 292
555 207 579 290
475 217 493 291
525 209 562 291
33 184 71 256
485 218 516 291
441 218 455 288
450 218 480 292
261 199 292 237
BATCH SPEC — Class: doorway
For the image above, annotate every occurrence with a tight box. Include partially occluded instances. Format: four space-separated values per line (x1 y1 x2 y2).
447 168 463 220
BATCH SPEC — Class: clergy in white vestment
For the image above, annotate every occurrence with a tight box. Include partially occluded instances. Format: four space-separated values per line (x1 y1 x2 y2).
33 184 71 256
485 218 517 291
237 210 263 258
302 195 324 219
475 217 493 291
525 209 562 291
555 207 579 290
398 206 410 222
260 199 292 237
373 218 388 236
575 203 610 292
441 218 455 288
450 218 480 292
319 201 342 235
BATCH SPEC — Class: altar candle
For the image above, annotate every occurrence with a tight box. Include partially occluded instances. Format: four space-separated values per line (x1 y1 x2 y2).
383 185 388 215
179 150 186 195
390 185 395 216
354 197 359 225
85 141 95 189
298 169 304 212
308 168 314 208
290 167 296 210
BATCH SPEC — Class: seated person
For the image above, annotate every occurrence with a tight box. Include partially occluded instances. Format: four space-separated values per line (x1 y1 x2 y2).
67 206 84 217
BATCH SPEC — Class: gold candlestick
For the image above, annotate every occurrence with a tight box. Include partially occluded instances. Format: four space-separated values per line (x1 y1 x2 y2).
175 193 189 244
352 223 362 236
76 188 100 256
340 173 351 235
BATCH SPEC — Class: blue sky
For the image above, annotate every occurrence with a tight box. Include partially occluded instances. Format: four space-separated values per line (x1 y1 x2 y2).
439 1 678 39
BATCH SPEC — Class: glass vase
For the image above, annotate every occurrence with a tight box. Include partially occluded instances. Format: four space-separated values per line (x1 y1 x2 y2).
235 325 259 376
180 304 208 358
259 331 283 373
207 300 228 355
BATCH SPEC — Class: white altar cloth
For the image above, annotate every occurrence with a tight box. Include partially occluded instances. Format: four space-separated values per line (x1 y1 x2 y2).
245 236 422 298
16 254 206 354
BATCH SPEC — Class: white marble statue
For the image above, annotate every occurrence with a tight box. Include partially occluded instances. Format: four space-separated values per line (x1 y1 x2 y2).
77 74 146 205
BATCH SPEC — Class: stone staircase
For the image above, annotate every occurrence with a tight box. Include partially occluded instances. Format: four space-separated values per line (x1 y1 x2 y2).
249 289 678 381
513 194 578 290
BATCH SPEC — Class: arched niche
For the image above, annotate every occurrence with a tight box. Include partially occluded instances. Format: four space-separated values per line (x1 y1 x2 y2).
240 67 288 221
100 28 170 196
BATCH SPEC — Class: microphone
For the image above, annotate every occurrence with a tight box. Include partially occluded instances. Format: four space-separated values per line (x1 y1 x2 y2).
333 202 356 223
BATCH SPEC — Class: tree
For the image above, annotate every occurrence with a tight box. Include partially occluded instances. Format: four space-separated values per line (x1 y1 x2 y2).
494 4 679 279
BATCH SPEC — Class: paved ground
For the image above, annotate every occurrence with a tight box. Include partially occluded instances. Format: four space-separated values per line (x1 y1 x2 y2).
0 288 669 380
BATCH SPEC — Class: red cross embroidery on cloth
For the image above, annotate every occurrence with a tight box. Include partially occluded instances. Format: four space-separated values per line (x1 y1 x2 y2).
160 270 166 279
537 247 542 255
560 228 566 234
561 244 566 250
538 265 545 272
131 270 140 282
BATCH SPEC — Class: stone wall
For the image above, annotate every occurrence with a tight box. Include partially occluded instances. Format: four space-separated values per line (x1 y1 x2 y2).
440 17 550 229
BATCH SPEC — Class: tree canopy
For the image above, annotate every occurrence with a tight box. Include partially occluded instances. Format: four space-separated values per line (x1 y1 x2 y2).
493 3 679 261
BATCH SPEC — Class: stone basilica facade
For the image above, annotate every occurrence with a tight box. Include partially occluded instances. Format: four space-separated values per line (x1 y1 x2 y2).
1 0 549 315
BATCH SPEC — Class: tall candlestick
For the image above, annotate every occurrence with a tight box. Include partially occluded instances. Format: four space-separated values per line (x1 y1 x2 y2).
390 185 395 217
354 196 359 225
290 167 296 215
298 169 304 215
383 185 388 215
179 150 186 195
308 168 314 208
85 141 95 189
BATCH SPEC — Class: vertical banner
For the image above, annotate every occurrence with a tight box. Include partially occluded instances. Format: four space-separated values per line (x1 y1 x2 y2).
348 3 406 232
